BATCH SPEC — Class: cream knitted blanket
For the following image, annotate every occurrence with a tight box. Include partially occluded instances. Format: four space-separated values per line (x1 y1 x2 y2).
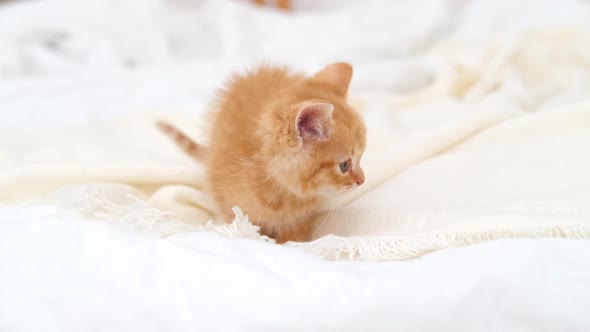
1 26 590 261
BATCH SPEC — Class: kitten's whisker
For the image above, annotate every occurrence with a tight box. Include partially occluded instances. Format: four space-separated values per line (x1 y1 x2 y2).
313 207 335 237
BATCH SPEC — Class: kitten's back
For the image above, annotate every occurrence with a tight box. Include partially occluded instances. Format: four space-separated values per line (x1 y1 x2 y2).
206 67 306 222
208 66 302 161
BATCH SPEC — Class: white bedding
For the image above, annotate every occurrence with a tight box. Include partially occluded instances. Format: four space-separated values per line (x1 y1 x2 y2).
2 0 590 330
2 207 590 331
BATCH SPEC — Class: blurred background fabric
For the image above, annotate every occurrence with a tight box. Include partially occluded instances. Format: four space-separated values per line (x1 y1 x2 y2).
2 0 589 79
2 1 590 331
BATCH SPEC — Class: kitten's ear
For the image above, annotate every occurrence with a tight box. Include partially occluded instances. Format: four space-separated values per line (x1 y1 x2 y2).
296 102 334 143
313 62 353 97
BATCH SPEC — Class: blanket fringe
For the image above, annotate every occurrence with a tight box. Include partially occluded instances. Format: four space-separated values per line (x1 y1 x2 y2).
46 183 590 261
50 183 273 241
50 184 197 236
288 225 590 261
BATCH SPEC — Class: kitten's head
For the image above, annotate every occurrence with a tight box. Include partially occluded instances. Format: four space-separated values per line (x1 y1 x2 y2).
267 63 367 198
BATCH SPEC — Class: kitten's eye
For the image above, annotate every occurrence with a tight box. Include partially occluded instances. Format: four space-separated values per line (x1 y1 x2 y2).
339 160 351 173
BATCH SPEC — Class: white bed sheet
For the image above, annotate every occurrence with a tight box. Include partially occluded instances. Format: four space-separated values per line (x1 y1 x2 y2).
2 0 590 330
1 206 590 331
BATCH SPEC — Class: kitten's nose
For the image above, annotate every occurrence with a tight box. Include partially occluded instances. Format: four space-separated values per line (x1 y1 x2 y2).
353 170 365 186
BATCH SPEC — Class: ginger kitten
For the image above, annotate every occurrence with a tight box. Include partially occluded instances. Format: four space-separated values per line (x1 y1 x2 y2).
157 63 366 243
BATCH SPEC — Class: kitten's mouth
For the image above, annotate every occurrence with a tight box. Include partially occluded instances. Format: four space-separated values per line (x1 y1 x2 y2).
341 185 358 193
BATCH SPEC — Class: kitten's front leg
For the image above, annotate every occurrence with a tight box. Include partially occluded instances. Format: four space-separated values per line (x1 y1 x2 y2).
275 220 312 244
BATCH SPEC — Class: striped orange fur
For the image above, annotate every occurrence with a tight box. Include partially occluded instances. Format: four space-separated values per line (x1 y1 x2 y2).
156 120 208 161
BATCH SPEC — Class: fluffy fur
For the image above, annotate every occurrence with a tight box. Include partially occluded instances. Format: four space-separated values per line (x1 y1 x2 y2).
158 63 366 243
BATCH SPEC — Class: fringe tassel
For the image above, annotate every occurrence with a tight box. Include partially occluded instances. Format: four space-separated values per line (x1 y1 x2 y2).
47 184 590 262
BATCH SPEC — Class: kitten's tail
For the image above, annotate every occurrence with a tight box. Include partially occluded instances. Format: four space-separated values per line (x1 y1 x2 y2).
155 120 208 162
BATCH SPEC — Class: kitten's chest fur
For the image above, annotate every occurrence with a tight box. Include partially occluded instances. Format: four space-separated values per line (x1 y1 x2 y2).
250 170 321 220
